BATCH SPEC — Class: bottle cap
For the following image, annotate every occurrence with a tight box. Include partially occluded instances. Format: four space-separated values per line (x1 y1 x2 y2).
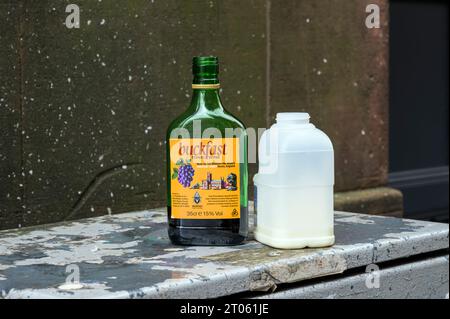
276 113 310 124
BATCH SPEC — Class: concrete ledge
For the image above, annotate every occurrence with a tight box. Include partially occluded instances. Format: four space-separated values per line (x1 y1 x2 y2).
0 208 447 299
335 187 404 217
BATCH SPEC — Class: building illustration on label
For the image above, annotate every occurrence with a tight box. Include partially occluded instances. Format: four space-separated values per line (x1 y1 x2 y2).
190 172 238 191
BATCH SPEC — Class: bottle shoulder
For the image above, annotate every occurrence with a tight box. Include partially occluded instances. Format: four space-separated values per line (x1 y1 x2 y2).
167 109 246 136
222 109 247 129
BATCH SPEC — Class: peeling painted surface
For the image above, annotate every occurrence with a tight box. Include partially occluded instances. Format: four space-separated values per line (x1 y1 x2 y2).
0 209 448 299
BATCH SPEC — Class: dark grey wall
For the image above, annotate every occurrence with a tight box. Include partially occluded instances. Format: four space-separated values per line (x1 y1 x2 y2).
0 0 390 230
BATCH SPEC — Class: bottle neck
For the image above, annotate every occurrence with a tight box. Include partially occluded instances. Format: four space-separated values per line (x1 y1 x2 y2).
189 87 223 112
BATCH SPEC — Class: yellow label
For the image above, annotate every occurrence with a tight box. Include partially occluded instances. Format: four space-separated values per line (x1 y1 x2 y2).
169 138 240 219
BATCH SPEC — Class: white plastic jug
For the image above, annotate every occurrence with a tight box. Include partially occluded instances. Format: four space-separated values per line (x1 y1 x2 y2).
253 113 335 249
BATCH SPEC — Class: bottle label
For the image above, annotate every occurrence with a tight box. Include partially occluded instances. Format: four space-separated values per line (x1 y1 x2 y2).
169 138 240 219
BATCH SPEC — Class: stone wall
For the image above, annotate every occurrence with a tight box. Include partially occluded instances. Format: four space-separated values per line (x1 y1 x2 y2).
0 0 400 230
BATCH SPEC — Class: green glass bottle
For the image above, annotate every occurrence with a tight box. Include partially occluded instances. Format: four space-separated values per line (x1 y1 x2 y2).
166 56 248 246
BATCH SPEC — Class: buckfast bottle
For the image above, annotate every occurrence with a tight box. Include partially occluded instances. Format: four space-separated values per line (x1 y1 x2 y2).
166 56 248 245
